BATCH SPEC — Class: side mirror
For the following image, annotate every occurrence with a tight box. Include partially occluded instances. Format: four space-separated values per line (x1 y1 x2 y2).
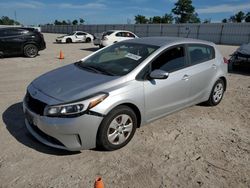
149 69 169 79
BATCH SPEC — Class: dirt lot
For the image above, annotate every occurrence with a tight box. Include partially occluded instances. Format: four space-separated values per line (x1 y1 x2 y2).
0 33 249 188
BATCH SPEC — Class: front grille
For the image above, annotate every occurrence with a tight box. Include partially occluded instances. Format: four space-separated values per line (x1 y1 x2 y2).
29 123 65 147
25 92 47 115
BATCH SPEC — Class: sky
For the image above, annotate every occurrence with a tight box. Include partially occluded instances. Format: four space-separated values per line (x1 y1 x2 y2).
0 0 250 25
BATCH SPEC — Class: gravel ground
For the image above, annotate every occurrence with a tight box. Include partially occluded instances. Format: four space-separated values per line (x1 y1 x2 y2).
0 33 249 188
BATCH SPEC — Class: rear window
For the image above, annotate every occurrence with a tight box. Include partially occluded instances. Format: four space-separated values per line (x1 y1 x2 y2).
103 31 114 36
188 44 215 65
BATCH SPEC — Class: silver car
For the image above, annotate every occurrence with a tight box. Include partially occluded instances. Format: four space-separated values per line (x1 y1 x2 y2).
23 37 228 151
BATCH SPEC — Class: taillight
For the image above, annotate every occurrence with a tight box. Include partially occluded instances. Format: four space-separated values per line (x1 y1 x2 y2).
223 57 229 64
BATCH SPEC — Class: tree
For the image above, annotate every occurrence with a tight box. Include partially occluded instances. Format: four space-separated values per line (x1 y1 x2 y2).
245 12 250 22
222 18 227 23
79 18 85 24
189 13 200 23
229 11 245 23
72 19 78 25
203 18 211 23
172 0 199 23
135 15 148 24
0 16 20 25
161 13 173 23
151 16 162 23
54 20 62 25
61 20 67 25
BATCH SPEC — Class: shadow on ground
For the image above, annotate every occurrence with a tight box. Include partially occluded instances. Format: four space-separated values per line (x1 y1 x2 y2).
2 102 80 156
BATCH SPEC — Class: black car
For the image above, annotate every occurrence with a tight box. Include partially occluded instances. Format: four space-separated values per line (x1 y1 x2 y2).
0 27 46 58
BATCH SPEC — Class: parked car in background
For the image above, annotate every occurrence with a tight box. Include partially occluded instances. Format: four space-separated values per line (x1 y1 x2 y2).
23 37 227 151
56 31 94 43
100 30 138 47
0 27 46 58
229 43 250 70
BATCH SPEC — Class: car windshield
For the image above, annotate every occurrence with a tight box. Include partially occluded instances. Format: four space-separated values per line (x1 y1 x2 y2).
76 42 159 76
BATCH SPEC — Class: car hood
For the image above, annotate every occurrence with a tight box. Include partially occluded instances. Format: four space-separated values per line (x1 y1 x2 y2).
57 34 70 38
31 64 119 102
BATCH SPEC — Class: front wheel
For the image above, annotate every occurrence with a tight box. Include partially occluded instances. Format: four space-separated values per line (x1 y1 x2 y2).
97 106 137 151
23 44 38 58
205 79 225 106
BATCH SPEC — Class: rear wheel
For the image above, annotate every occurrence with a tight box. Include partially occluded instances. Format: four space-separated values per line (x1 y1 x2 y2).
66 38 72 43
97 105 137 151
85 37 91 43
205 79 225 106
23 44 38 58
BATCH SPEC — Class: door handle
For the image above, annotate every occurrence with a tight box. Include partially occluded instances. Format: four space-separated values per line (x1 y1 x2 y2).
212 64 217 69
182 74 190 81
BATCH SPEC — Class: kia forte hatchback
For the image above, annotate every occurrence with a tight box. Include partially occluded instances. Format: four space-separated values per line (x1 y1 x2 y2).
23 37 228 151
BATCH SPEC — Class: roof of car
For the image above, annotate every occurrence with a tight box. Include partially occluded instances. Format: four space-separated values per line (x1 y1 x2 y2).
0 27 35 31
106 30 134 33
126 37 215 47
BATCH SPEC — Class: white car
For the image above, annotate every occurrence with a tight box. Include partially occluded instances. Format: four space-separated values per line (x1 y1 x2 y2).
56 31 94 43
100 30 138 47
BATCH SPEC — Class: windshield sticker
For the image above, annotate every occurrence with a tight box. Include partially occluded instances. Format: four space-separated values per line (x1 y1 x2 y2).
125 53 142 61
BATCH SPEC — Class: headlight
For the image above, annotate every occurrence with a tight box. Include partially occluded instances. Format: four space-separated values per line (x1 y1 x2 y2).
44 93 108 117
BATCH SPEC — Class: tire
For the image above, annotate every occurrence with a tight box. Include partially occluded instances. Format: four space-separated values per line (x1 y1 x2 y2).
23 44 38 58
205 79 225 106
99 44 104 48
97 105 137 151
66 38 72 43
85 37 91 43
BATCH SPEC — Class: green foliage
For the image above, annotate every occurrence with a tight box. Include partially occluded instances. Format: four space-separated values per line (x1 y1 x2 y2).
72 19 78 25
0 16 20 25
222 18 227 23
245 12 250 22
79 18 85 24
135 15 148 24
223 11 250 23
172 0 199 23
135 14 173 24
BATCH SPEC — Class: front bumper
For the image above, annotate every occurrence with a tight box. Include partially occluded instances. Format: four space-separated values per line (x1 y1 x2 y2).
23 102 103 151
56 39 63 43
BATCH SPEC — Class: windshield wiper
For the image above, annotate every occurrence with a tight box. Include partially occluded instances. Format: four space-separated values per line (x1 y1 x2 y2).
75 62 115 76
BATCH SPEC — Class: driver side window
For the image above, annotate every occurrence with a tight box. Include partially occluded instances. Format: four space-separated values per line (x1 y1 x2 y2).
151 46 187 73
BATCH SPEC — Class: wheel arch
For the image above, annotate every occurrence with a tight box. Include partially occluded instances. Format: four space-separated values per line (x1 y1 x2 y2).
219 76 227 91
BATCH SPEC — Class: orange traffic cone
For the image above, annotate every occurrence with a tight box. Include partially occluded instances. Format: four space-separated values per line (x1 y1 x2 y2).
94 177 104 188
59 50 64 59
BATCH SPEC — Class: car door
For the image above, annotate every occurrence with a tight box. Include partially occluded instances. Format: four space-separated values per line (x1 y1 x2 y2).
114 32 124 43
186 44 217 103
75 32 85 42
143 45 191 122
1 29 25 55
0 29 5 55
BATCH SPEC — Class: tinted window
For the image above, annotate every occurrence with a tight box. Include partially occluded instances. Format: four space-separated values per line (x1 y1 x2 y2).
115 32 122 37
188 44 215 65
152 46 187 72
76 32 86 36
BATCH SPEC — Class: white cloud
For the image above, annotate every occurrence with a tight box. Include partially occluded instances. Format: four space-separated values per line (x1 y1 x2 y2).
0 0 45 9
197 3 250 14
58 3 106 10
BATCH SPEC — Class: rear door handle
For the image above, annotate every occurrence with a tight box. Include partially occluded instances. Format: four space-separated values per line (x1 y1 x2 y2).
212 64 217 69
182 74 190 81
